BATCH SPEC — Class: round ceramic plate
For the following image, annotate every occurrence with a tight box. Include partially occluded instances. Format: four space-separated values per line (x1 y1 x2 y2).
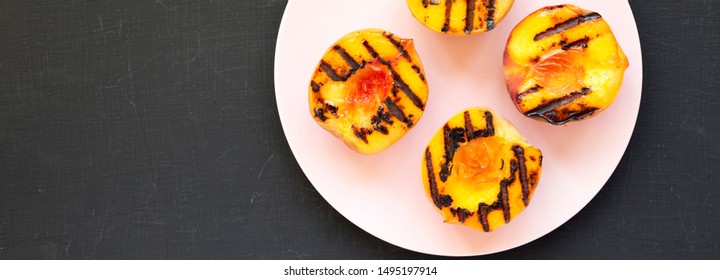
274 0 642 256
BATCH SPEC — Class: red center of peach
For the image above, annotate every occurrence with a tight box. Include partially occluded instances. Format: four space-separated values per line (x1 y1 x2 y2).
347 60 392 110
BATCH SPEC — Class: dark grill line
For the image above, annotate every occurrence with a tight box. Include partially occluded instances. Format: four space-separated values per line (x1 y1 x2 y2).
352 126 370 143
538 107 599 125
383 33 411 61
534 12 601 41
564 107 599 123
477 204 490 232
390 67 425 110
463 110 495 141
499 179 511 223
512 145 530 206
362 40 379 58
326 103 338 116
362 40 425 110
485 0 496 30
439 125 466 182
464 0 476 34
544 5 566 11
524 87 591 117
383 97 412 127
450 208 472 223
311 81 321 92
383 33 429 96
441 0 453 33
463 111 475 141
516 85 542 102
499 160 518 224
333 45 362 70
374 124 389 135
483 110 495 137
370 107 392 135
426 148 452 209
422 0 429 8
319 60 346 82
314 108 327 122
411 65 425 81
562 37 590 50
371 106 394 125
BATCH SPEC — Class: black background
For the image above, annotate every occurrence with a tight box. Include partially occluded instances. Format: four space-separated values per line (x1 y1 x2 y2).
1 1 718 259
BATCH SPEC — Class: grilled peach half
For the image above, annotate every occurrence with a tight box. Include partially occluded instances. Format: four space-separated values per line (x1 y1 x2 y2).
309 29 429 154
504 5 629 125
406 0 514 35
421 107 542 232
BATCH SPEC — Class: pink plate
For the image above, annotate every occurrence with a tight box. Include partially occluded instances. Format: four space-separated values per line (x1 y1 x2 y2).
274 0 642 256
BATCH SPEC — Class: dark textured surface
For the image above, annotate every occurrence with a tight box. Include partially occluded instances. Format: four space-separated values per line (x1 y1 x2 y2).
0 0 718 259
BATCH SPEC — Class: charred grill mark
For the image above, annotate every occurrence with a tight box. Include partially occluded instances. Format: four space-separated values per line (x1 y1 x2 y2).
483 110 495 137
442 0 453 33
383 33 411 61
371 105 394 126
564 107 599 123
311 81 321 92
352 126 371 143
439 125 467 182
383 33 428 106
463 110 495 141
512 145 530 206
425 148 440 208
362 40 379 58
499 179 511 223
333 45 362 71
516 85 543 102
451 207 472 223
319 60 346 82
422 0 429 8
524 87 591 120
499 160 518 223
477 204 490 232
362 40 425 110
485 0 496 30
426 148 453 209
463 111 475 141
464 0 476 34
411 65 426 81
374 124 389 134
370 107 391 135
439 194 453 208
314 108 327 122
326 103 338 117
534 12 602 41
562 37 590 50
383 97 412 127
391 67 425 109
